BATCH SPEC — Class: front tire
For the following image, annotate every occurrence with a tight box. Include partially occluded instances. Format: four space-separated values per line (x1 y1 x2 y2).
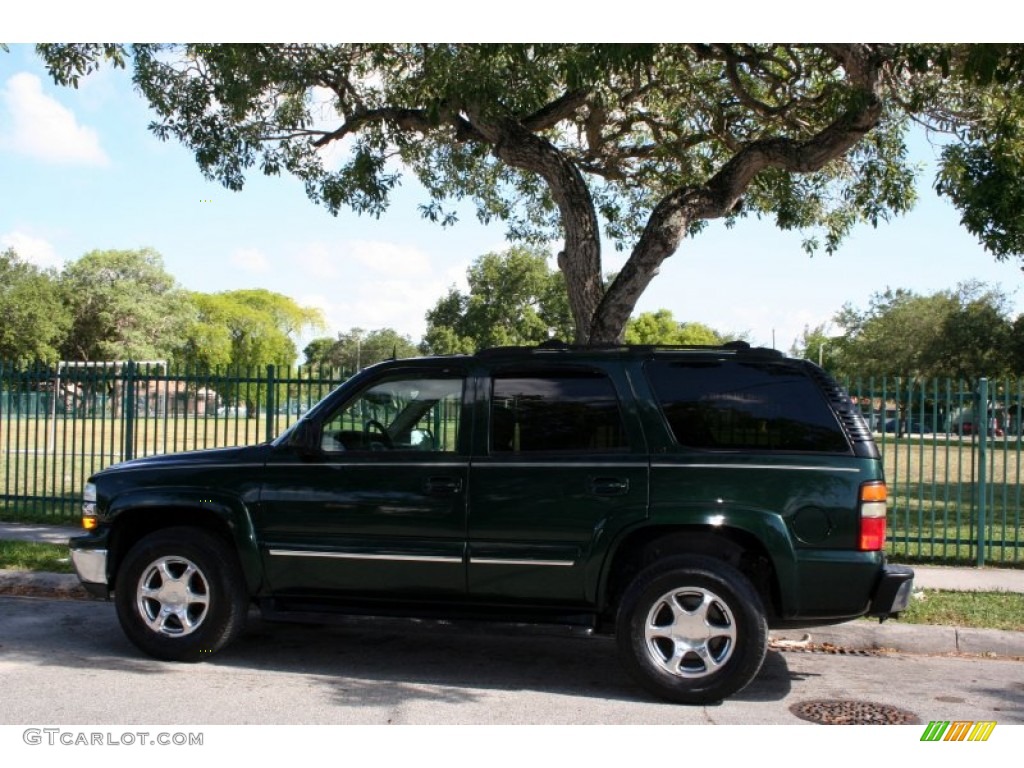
616 555 768 704
114 527 248 662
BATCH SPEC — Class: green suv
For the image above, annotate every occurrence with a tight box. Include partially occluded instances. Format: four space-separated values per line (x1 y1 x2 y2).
70 343 913 704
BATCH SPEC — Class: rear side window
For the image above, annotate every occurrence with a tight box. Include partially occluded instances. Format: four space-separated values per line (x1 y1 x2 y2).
646 359 849 453
491 371 628 453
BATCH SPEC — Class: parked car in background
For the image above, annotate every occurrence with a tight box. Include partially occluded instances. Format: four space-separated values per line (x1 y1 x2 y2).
952 420 1004 438
883 419 932 435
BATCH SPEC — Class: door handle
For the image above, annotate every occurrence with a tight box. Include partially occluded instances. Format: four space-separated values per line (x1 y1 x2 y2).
590 477 629 496
424 476 463 496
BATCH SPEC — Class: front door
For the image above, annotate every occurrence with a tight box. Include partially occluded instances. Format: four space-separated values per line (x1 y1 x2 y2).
258 368 470 600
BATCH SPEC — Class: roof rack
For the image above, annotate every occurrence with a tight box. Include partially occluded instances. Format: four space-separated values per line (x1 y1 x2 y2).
474 340 782 358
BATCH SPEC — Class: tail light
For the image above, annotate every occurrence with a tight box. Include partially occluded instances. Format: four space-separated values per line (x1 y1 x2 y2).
858 481 887 551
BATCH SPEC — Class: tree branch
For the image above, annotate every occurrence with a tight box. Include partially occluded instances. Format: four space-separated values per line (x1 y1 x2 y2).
522 88 590 132
590 44 888 342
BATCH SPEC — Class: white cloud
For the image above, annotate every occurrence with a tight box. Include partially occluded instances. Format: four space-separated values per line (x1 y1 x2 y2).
0 72 109 166
0 231 62 269
295 243 341 280
230 247 271 273
350 241 431 276
289 240 476 342
298 276 449 341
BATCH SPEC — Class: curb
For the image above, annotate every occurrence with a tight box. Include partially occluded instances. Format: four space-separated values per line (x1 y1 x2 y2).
0 569 91 600
770 620 1024 660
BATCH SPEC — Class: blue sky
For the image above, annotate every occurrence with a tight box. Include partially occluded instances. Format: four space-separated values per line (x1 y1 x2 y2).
3 41 1022 357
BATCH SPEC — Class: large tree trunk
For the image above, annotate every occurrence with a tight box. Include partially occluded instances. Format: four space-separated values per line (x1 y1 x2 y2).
465 110 605 345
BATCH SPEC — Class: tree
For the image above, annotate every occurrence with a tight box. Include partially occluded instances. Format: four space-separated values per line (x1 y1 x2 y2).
833 282 1013 380
0 248 71 364
302 337 337 367
422 246 573 353
39 43 1018 345
60 248 194 362
927 298 1013 380
789 323 839 369
315 327 420 371
624 310 727 346
174 289 326 369
928 44 1024 258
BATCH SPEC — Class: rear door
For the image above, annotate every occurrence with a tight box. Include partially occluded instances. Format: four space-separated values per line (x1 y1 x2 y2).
466 363 648 606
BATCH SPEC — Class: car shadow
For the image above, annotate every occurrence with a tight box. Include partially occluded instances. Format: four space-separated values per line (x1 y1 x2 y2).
1 597 800 709
220 612 796 706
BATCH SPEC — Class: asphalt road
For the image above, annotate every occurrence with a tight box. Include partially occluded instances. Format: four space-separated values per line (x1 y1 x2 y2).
1 595 1021 726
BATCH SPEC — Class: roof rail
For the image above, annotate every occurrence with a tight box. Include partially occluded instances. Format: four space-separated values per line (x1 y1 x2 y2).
474 340 782 358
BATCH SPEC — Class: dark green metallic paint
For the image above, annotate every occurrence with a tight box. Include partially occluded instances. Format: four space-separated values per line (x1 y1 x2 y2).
70 346 908 633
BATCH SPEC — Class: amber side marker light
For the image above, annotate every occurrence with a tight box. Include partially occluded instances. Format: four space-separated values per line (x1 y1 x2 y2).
82 482 98 530
859 481 888 551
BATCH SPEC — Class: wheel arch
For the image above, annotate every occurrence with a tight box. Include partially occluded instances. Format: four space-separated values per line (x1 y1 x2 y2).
106 493 262 595
599 524 784 625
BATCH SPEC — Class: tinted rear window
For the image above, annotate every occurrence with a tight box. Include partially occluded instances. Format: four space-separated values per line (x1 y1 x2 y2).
646 359 849 453
491 371 628 453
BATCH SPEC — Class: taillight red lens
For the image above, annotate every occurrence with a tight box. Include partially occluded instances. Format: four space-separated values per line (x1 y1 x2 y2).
859 481 888 551
859 516 886 551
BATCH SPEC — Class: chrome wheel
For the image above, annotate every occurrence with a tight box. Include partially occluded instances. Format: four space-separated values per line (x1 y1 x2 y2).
136 556 210 637
617 555 767 703
643 586 737 678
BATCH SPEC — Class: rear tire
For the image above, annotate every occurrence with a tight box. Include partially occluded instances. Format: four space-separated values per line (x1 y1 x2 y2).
114 527 248 662
616 554 768 704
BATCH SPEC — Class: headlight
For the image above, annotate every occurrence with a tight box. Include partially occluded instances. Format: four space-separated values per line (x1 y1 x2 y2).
82 482 98 530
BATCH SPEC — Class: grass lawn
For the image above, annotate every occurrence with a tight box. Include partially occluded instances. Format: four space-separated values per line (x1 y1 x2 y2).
897 588 1024 632
0 540 74 573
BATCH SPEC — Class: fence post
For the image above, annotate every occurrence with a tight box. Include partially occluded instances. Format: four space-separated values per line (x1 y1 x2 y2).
976 377 988 567
265 364 276 444
123 361 136 462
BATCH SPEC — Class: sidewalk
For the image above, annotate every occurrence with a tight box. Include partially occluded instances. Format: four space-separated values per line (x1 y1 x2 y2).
1 521 1022 659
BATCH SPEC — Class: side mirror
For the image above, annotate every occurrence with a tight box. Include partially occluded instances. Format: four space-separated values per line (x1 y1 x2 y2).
289 420 321 457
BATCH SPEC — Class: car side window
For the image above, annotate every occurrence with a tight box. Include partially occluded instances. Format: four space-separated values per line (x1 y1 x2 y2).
490 370 628 454
646 358 849 452
320 375 464 454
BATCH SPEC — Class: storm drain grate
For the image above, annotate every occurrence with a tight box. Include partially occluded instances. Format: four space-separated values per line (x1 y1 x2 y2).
770 635 890 657
790 699 920 725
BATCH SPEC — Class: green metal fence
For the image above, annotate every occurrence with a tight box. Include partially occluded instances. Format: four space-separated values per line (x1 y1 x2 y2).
1 362 350 521
2 362 1022 566
846 376 1022 566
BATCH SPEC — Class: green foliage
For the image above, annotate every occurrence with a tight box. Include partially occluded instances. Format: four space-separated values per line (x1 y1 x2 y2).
937 130 1024 258
833 282 1014 380
313 328 420 371
895 44 1024 259
0 249 71 364
789 324 838 369
302 337 337 367
624 310 725 346
59 248 194 363
422 246 574 353
34 44 1024 341
174 289 326 370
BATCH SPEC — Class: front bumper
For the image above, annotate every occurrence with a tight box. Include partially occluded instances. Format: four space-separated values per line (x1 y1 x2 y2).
866 564 914 617
70 535 111 599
